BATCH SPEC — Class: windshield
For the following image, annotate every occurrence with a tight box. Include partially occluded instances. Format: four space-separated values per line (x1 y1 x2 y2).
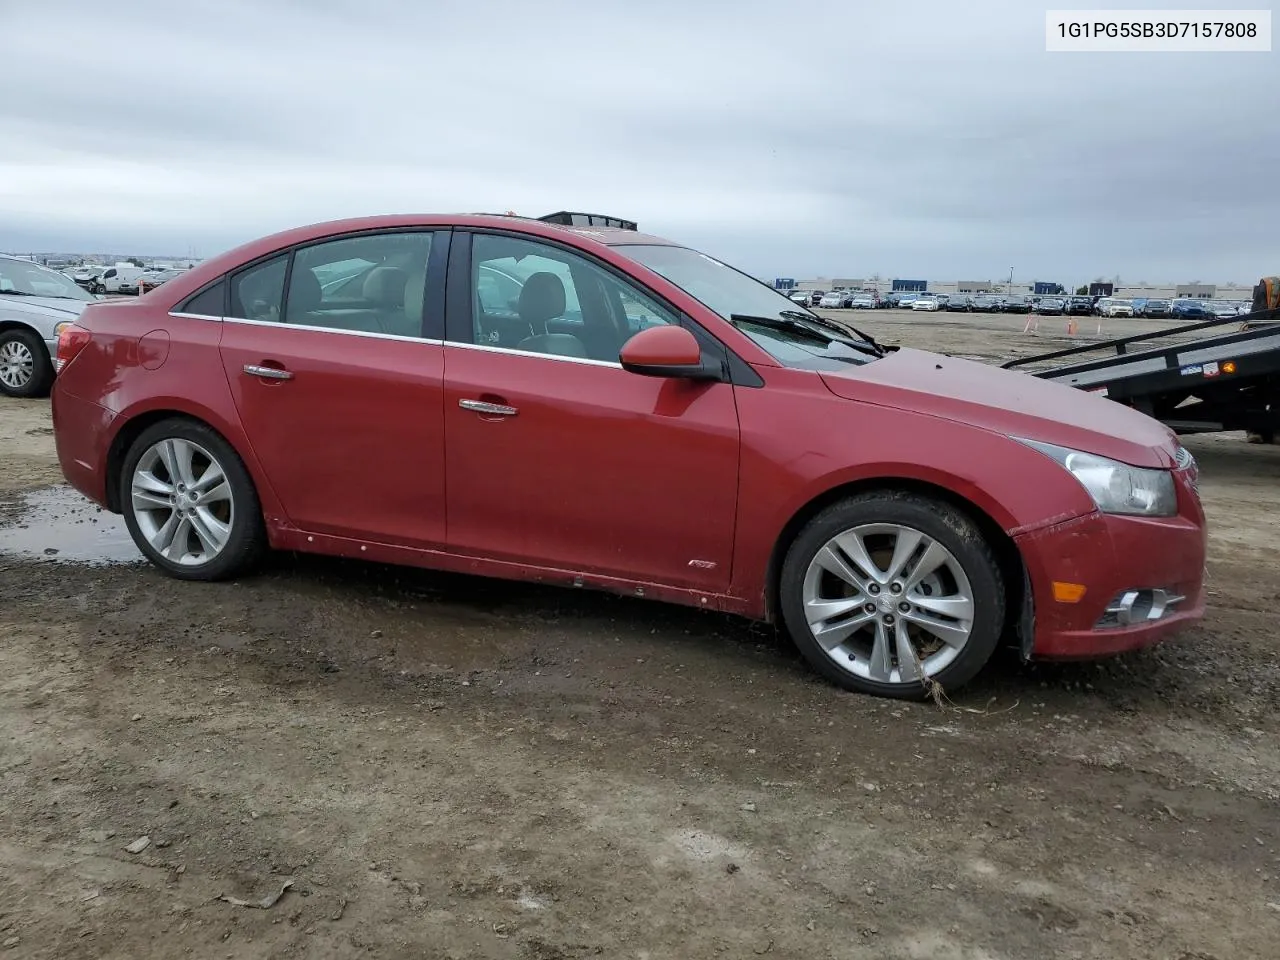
620 244 877 370
0 258 94 300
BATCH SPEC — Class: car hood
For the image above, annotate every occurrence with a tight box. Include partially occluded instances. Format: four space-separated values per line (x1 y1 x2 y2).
819 347 1178 468
0 295 90 328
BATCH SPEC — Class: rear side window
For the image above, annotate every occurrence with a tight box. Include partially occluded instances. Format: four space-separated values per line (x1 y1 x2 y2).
229 255 288 322
181 280 226 317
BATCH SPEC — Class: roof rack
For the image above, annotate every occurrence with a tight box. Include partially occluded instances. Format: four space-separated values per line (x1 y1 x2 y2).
537 211 638 231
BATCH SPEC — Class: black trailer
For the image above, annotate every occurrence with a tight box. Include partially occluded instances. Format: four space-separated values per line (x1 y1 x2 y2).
1001 307 1280 439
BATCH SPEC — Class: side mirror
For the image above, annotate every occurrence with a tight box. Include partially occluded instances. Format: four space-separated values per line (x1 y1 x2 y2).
619 325 713 379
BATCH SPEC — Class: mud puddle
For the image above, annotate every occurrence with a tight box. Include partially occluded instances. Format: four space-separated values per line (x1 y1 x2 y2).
0 485 141 565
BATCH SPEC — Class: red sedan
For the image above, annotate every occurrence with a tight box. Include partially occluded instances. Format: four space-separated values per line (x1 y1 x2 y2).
49 213 1207 699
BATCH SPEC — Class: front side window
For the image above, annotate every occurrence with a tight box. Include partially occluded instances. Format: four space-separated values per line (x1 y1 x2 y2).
285 231 435 337
467 234 676 362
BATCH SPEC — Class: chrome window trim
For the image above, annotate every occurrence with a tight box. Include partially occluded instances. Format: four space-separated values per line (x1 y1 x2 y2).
168 311 223 321
219 314 444 345
446 339 622 368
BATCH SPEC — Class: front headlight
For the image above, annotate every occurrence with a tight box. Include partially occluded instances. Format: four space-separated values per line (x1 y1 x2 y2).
1018 439 1177 517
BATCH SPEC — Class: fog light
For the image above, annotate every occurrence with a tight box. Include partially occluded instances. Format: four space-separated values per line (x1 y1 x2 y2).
1095 588 1185 628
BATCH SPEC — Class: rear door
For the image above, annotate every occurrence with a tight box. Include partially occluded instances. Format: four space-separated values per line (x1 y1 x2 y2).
215 228 452 548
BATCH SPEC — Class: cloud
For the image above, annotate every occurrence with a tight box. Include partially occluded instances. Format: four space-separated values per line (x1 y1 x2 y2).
3 0 1278 284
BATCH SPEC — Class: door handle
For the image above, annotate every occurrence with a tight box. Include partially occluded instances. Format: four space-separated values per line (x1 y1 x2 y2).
459 398 518 416
244 363 293 381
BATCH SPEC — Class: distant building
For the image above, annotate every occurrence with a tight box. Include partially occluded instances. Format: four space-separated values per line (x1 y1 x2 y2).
1175 283 1216 299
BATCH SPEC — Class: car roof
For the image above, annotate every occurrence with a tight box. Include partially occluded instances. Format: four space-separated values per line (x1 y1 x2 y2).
185 213 682 280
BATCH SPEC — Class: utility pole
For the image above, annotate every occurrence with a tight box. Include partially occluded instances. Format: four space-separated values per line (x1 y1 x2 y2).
1007 267 1013 296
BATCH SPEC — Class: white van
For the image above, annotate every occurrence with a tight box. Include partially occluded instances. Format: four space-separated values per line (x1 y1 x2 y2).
93 265 144 295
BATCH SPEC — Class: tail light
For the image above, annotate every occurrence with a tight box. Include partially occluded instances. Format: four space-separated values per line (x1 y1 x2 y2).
55 323 92 372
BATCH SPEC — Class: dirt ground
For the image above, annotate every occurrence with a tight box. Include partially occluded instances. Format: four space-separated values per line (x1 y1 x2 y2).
2 311 1278 960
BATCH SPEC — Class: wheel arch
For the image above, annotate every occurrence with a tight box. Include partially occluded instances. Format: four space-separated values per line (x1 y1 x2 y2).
763 476 1028 645
0 320 51 359
103 406 273 518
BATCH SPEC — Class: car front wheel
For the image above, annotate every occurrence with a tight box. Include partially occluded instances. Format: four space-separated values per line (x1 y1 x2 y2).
121 418 266 581
779 492 1005 700
0 328 54 398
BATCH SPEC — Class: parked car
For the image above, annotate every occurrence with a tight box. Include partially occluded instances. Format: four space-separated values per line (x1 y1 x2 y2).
50 212 1208 700
1065 296 1094 316
787 290 809 305
1002 295 1032 314
943 295 971 312
1138 299 1170 318
91 265 145 295
1208 300 1240 319
848 294 876 309
1104 299 1134 318
1036 297 1065 316
969 295 1001 313
818 292 844 308
0 254 96 397
895 293 922 309
137 268 188 295
1171 299 1211 320
911 296 942 312
70 265 107 289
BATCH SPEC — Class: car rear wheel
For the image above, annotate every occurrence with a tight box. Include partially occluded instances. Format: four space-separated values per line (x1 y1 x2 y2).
0 328 54 398
121 419 266 581
779 492 1005 700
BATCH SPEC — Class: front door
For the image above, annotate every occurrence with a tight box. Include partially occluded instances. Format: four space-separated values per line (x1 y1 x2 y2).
442 231 741 592
216 228 451 548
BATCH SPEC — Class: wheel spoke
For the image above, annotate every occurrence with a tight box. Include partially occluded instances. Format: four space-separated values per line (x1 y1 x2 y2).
152 512 184 557
134 469 174 497
199 480 231 505
904 540 951 591
811 608 876 651
894 621 923 682
131 488 172 511
886 528 926 582
805 595 867 627
909 593 974 621
902 610 971 649
832 531 883 584
189 506 230 553
193 461 226 495
170 440 199 487
813 544 866 590
156 439 180 484
868 620 893 680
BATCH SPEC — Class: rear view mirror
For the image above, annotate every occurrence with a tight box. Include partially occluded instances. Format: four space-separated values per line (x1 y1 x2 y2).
619 326 715 379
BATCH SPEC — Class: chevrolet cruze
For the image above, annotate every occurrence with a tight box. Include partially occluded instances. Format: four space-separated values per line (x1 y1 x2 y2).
50 213 1207 699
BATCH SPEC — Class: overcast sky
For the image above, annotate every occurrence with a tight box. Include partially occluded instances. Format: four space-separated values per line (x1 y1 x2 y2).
4 0 1277 284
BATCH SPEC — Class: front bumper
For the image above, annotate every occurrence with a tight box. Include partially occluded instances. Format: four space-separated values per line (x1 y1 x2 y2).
1015 496 1207 660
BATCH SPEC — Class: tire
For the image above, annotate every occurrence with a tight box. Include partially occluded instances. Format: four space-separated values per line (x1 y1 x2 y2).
120 417 266 581
93 283 105 295
0 327 54 398
779 491 1005 700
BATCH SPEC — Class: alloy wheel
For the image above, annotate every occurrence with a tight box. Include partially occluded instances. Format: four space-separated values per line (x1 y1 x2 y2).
801 522 975 685
0 339 35 390
130 437 235 565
